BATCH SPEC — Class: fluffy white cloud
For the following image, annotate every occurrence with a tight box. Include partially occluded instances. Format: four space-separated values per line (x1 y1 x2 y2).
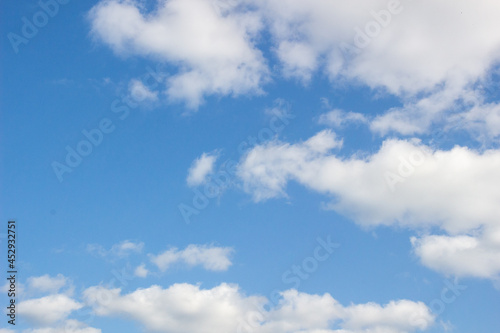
412 228 500 280
258 290 345 333
150 244 233 271
187 152 218 187
341 299 433 333
129 79 159 102
237 131 500 279
83 284 433 333
18 294 83 325
22 320 101 333
258 0 500 93
83 283 263 333
89 0 267 108
27 274 68 294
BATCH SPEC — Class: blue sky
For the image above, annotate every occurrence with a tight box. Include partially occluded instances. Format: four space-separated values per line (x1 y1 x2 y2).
1 0 500 332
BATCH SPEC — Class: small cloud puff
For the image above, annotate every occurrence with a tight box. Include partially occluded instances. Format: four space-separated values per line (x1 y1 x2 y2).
186 152 218 187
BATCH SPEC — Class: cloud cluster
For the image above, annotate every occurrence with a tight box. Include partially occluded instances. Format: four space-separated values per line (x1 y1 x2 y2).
10 274 99 332
89 0 500 137
237 131 500 279
259 0 500 90
83 283 433 333
150 244 234 271
257 0 500 133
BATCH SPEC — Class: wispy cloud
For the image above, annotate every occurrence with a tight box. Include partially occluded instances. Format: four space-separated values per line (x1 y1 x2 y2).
318 109 369 128
87 240 144 258
128 79 159 103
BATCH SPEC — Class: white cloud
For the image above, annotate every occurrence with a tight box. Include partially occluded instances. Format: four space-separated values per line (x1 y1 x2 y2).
187 152 218 187
83 284 433 333
129 79 159 103
83 283 264 333
89 0 267 108
22 320 101 333
341 299 433 333
318 109 368 128
238 131 500 233
87 240 144 258
237 131 500 279
150 244 233 272
27 274 68 294
134 263 149 278
0 329 15 333
18 294 83 325
412 227 500 280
